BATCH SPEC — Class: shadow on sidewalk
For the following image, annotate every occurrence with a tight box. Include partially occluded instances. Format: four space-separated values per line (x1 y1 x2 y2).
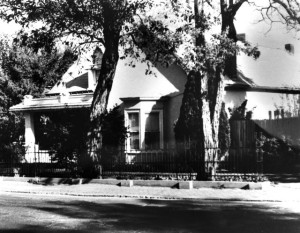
3 198 300 233
28 177 93 186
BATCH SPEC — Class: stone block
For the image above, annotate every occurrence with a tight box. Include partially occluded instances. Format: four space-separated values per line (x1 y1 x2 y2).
178 181 193 189
120 180 133 187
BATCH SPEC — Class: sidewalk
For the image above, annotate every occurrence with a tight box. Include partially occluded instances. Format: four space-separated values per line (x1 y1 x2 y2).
1 178 300 202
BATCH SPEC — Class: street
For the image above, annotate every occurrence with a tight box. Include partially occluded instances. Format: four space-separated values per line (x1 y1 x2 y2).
0 193 300 233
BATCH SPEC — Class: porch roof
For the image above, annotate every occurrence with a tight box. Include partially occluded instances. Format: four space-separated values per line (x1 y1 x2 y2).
10 93 93 112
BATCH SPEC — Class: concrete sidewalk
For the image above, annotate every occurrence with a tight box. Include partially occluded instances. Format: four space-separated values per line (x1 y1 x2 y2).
1 178 300 202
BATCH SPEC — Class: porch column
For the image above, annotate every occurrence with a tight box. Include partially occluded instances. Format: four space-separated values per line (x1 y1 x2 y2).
24 112 35 162
88 69 98 90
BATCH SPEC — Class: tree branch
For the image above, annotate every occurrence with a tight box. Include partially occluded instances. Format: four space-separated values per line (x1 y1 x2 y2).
272 0 300 24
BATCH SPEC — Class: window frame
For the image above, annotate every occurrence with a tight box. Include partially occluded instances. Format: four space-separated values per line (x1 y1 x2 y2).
125 109 164 152
125 109 141 151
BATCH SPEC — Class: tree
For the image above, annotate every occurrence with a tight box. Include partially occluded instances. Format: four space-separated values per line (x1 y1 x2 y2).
131 0 239 177
173 1 231 177
0 0 150 165
130 0 299 177
0 34 76 162
258 0 300 31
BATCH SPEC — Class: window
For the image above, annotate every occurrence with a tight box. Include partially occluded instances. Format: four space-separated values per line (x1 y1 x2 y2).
128 112 140 150
145 112 160 150
126 110 163 151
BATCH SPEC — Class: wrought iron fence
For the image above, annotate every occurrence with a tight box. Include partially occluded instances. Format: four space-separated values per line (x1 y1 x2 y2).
1 142 262 180
100 145 261 180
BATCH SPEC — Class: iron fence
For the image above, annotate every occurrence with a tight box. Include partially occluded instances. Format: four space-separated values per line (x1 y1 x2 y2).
0 143 262 180
100 145 261 180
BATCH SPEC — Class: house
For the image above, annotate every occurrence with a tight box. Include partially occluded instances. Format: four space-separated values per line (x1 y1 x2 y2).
10 48 187 162
10 46 300 163
225 45 300 120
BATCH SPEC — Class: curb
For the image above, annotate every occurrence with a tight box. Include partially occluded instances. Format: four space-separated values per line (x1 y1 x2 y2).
1 176 263 190
2 190 295 203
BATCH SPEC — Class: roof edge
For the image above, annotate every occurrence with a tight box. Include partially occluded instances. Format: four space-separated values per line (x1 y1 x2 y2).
226 84 300 94
120 97 169 102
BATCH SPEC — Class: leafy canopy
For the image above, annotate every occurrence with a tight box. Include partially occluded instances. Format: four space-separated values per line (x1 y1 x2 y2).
0 0 151 54
0 34 77 162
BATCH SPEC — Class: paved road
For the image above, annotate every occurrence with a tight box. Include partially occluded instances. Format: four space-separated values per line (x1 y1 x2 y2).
0 193 300 233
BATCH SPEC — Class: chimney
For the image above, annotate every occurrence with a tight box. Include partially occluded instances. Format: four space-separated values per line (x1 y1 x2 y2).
88 47 103 90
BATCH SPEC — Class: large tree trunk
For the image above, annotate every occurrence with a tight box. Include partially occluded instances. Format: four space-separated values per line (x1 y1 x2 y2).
87 43 119 162
202 67 225 177
175 0 226 179
221 0 237 79
220 0 247 79
174 69 225 179
86 3 121 171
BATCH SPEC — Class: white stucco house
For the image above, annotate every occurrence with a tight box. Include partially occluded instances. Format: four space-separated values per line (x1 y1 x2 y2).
10 48 188 162
9 46 300 163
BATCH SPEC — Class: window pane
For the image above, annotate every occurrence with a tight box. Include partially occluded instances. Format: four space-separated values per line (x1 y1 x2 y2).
130 132 140 150
145 113 159 132
128 113 139 131
145 132 160 150
128 113 139 150
145 112 160 150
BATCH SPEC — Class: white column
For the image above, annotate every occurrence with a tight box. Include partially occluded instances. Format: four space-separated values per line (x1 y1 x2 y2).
88 69 97 90
24 112 35 162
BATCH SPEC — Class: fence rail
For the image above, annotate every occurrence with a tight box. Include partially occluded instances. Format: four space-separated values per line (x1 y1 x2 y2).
0 145 261 180
1 120 265 180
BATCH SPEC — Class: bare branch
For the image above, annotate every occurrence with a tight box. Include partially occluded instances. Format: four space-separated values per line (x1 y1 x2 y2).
256 0 300 31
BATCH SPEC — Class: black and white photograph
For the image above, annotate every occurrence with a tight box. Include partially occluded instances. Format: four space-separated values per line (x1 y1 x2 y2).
0 0 300 232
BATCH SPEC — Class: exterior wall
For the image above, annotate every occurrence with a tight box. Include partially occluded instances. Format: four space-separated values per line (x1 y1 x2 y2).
246 92 300 120
107 62 187 109
224 90 300 120
110 62 187 149
164 94 184 147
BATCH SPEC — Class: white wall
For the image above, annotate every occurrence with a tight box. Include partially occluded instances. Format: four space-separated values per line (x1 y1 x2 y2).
224 90 300 120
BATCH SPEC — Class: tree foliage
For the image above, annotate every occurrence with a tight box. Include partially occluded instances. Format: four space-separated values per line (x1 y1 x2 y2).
0 0 151 162
0 34 77 162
